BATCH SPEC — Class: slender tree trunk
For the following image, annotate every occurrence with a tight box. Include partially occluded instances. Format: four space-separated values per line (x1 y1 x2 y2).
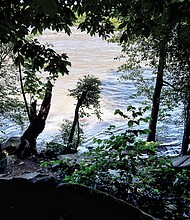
18 82 53 156
76 119 80 150
68 103 80 151
68 91 87 151
181 100 190 155
181 39 190 155
147 42 166 142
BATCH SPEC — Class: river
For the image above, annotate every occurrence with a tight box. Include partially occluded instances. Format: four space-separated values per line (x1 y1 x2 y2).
3 28 184 156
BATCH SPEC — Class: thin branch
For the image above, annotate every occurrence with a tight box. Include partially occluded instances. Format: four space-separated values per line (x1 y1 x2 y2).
18 51 31 121
163 80 186 92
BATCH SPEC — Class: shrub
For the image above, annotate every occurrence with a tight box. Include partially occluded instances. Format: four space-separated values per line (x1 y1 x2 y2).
61 133 189 219
43 120 84 158
45 107 190 219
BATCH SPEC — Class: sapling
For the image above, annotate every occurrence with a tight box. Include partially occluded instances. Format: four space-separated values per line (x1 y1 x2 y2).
68 75 102 151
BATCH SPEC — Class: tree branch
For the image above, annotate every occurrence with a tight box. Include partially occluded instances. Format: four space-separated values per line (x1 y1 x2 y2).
163 80 186 92
18 52 31 121
38 81 53 121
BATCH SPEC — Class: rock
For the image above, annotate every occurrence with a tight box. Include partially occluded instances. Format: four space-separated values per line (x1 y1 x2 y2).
180 157 190 168
57 154 77 160
57 184 157 220
172 155 190 168
0 178 157 220
17 171 41 180
0 157 7 174
0 155 15 174
1 137 30 156
50 163 60 171
2 171 59 185
1 137 21 153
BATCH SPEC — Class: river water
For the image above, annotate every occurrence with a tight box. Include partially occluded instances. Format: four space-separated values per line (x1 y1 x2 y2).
3 28 184 156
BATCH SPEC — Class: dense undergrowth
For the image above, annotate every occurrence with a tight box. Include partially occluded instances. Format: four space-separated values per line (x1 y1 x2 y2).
43 107 190 219
58 137 190 219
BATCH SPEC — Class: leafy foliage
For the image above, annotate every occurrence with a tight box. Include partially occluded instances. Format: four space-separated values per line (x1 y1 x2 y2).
15 39 71 103
44 142 67 159
73 1 117 38
43 120 84 158
62 147 189 219
69 75 102 119
47 106 190 219
68 0 190 147
67 75 102 151
0 43 26 129
108 0 190 145
0 0 76 44
0 0 75 115
164 24 190 104
114 36 176 121
0 0 78 153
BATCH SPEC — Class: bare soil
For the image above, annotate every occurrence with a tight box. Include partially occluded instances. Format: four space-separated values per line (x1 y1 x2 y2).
0 155 48 178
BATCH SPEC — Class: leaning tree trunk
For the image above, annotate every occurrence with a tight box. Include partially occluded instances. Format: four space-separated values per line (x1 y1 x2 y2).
68 91 87 151
147 42 166 142
181 99 190 155
18 82 53 156
68 103 80 151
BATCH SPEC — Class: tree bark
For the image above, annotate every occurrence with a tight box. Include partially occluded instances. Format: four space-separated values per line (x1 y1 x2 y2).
181 99 190 155
18 81 53 156
68 103 80 151
147 42 166 142
68 91 87 151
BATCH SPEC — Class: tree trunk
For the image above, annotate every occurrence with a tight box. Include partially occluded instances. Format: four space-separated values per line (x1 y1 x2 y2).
18 82 53 156
68 91 87 151
181 99 190 155
147 42 166 142
76 118 80 150
68 103 80 151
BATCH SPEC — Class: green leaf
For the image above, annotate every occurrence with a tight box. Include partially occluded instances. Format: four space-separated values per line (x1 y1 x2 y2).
118 22 127 29
96 139 102 145
127 105 136 111
143 129 151 134
153 189 159 194
128 120 134 127
114 109 129 119
35 0 57 17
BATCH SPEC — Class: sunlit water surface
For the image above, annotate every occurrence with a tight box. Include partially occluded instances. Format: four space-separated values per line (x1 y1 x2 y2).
3 28 184 156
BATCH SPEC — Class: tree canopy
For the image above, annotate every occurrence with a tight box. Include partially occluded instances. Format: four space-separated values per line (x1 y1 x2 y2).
0 0 77 154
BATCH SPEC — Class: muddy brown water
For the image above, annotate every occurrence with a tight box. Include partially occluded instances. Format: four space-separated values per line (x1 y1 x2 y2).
3 28 184 155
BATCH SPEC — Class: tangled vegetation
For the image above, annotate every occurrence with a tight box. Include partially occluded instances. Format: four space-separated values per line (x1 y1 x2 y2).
1 1 190 218
44 107 190 219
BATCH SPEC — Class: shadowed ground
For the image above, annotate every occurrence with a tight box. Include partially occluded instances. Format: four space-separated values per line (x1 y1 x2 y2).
0 178 157 220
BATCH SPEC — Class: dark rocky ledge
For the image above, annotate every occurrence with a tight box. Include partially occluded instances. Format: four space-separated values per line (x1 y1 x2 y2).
172 155 190 168
0 178 157 220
